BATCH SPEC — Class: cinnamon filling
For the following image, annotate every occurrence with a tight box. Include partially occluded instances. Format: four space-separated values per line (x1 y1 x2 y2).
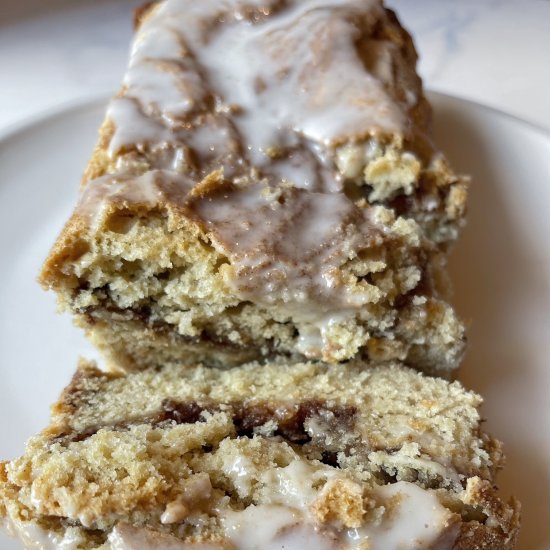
50 398 357 448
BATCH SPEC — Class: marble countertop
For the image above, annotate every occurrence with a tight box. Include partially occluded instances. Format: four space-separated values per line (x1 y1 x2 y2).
2 0 550 132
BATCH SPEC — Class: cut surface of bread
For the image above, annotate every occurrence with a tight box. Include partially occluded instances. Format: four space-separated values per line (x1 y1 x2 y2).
0 359 519 549
40 0 468 374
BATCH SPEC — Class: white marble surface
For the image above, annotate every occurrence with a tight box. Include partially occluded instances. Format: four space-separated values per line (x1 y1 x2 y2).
2 0 550 132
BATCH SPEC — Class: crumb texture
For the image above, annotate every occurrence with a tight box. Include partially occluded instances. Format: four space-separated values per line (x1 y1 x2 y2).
0 360 519 549
40 0 467 374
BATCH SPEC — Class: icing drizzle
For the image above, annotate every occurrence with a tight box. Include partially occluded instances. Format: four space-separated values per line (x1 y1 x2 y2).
106 0 421 190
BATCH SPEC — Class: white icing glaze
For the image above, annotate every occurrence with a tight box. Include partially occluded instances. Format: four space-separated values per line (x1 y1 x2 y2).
188 181 386 357
224 505 336 550
190 183 382 308
5 475 458 550
77 169 194 230
293 310 360 358
221 460 458 549
107 98 173 155
224 453 255 497
220 473 459 549
108 524 224 549
2 520 86 550
260 458 335 510
161 500 189 524
77 169 386 310
351 482 459 550
107 0 419 190
77 169 392 359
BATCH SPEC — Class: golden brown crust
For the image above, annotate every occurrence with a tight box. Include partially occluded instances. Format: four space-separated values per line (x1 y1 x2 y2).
453 509 521 549
132 1 158 30
456 478 521 548
81 119 116 184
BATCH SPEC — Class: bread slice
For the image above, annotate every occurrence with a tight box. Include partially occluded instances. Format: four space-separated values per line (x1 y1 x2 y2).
39 0 467 374
0 359 519 548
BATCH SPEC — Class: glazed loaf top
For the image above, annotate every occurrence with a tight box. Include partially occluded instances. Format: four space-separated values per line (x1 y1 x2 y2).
106 0 427 175
40 0 467 369
73 0 466 249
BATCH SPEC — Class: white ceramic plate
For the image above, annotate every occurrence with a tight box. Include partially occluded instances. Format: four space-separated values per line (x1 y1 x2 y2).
0 94 549 549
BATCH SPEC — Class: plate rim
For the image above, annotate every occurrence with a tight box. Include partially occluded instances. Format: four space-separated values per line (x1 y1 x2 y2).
0 94 109 144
